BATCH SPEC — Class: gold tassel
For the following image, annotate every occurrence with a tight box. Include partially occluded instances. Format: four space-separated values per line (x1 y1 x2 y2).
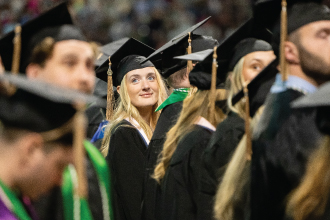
5 25 22 96
243 83 252 160
73 103 88 198
209 46 218 125
186 32 194 72
106 57 114 121
280 0 288 81
11 25 21 74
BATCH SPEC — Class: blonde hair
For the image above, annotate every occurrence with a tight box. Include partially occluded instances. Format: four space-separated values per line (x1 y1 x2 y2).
214 106 264 220
100 67 168 156
153 88 227 183
286 135 330 220
226 57 246 119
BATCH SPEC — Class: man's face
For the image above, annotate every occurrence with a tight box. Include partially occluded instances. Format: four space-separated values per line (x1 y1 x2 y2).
31 40 95 94
19 144 73 200
296 20 330 83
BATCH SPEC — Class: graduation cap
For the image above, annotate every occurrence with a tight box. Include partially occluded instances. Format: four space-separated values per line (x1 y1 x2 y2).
95 38 155 120
291 81 330 134
141 17 218 78
0 2 86 74
175 18 273 83
253 0 324 31
175 46 225 124
215 19 273 77
95 38 130 67
253 0 330 81
175 49 225 90
0 72 106 198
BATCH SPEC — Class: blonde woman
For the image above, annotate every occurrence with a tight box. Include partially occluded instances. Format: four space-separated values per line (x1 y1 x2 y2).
199 38 275 219
99 39 168 220
153 61 227 220
214 106 265 220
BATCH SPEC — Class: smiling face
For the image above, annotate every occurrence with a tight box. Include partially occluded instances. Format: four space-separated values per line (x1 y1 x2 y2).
242 50 276 83
123 67 160 110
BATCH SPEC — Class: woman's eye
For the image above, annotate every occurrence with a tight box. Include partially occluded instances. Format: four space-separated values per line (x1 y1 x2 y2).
148 76 155 81
251 64 262 71
132 78 139 83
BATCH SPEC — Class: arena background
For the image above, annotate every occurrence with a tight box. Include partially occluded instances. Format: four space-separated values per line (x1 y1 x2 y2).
1 0 330 48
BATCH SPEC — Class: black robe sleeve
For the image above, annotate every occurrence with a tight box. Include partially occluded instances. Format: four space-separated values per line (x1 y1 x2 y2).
142 101 183 220
198 112 245 220
85 104 106 140
106 120 147 220
160 125 213 220
251 89 323 220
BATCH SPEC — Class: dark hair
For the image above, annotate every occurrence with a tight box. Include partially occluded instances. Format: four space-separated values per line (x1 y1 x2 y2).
0 125 73 153
166 67 187 88
29 37 56 67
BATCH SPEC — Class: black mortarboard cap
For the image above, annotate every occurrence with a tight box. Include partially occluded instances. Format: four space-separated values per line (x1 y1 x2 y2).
174 49 214 62
227 38 273 71
95 38 130 67
174 48 225 90
216 21 273 78
155 34 218 78
253 0 324 30
95 38 155 87
188 62 226 90
216 18 272 60
174 49 229 85
0 72 105 133
176 18 273 81
141 17 219 78
253 1 330 54
231 58 278 117
0 2 82 73
143 17 211 62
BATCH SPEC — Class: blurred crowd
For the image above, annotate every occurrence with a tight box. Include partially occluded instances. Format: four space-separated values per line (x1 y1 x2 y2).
0 0 253 47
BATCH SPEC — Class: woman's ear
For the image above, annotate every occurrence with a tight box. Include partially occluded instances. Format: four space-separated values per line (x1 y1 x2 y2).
117 86 121 94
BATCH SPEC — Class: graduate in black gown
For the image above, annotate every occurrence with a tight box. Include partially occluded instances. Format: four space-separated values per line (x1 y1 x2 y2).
141 17 219 220
285 83 330 220
250 2 330 220
212 59 279 220
198 18 276 219
0 72 105 220
153 47 227 220
0 3 113 220
87 38 129 143
96 38 168 220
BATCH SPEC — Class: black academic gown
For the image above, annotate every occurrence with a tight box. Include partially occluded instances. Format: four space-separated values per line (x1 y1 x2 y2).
86 104 106 140
106 120 147 220
198 111 245 220
142 101 183 220
251 89 323 220
160 125 214 220
33 154 104 220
